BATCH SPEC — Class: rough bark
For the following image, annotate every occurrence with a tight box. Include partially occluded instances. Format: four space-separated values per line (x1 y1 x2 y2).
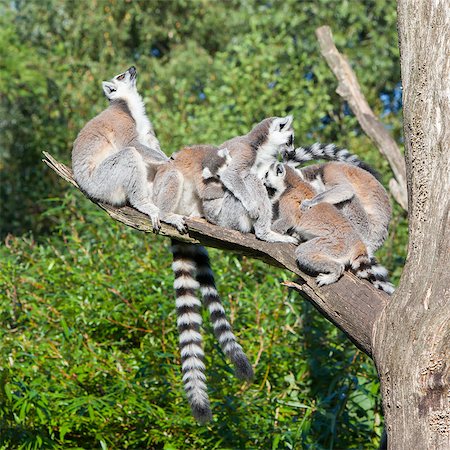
43 151 388 357
373 2 450 449
316 25 408 211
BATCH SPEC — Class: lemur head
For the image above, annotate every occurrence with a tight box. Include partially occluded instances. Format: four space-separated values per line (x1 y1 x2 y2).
102 66 138 101
263 162 287 200
267 115 295 154
202 147 232 180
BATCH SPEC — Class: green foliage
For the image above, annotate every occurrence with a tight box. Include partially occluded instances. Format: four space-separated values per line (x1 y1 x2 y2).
1 192 384 448
0 0 407 448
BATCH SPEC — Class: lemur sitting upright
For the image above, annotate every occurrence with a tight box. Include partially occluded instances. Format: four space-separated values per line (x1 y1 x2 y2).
283 144 391 256
201 116 298 243
263 162 394 293
72 66 168 231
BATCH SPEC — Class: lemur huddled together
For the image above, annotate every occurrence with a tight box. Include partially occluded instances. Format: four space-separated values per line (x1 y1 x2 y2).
72 67 394 423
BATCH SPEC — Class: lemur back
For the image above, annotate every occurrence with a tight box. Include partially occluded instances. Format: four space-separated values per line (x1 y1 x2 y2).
299 162 391 256
283 143 391 256
72 66 168 231
264 163 394 293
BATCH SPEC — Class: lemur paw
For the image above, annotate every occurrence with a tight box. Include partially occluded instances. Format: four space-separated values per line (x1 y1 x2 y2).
150 213 161 233
300 199 313 211
316 272 340 286
162 214 187 234
247 203 261 220
259 231 298 244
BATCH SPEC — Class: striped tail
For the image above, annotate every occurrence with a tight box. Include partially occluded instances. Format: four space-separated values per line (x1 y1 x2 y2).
284 143 380 179
353 257 395 295
193 246 254 381
171 240 212 423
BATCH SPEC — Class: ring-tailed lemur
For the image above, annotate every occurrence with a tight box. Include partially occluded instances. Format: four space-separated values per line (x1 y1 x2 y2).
152 144 253 423
264 162 394 293
200 116 297 243
283 144 391 257
72 66 168 232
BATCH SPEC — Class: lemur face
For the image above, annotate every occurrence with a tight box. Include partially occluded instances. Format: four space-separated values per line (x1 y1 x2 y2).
268 116 295 154
102 66 138 101
263 162 286 197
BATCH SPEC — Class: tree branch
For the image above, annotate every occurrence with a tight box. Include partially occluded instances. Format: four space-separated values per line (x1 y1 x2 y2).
43 151 389 357
316 25 408 211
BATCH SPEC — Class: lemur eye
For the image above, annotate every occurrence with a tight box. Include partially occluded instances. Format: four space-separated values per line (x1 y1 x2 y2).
117 74 125 81
279 121 287 131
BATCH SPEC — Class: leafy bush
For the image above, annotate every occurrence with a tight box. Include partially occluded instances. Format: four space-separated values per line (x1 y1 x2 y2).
1 192 384 448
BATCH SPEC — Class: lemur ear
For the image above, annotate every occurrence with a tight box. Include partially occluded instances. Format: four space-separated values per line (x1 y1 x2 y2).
217 148 229 158
102 81 116 97
276 163 286 177
273 115 293 131
202 167 214 179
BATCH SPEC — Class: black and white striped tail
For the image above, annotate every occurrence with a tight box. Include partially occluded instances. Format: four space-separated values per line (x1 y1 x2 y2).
285 143 380 179
171 240 212 423
193 246 254 381
353 257 395 295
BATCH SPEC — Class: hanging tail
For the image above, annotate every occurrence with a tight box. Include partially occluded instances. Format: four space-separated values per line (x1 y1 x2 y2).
171 240 212 423
193 245 254 380
284 142 380 179
352 257 395 295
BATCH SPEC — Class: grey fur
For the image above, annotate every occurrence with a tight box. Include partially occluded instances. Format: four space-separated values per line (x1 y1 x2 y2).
209 117 298 243
72 66 168 231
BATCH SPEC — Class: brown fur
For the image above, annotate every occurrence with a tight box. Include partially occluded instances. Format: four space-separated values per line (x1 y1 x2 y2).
300 162 391 255
272 165 370 284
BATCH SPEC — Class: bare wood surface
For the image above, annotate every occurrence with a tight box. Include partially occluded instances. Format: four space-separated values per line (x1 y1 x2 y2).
316 25 408 211
43 151 389 357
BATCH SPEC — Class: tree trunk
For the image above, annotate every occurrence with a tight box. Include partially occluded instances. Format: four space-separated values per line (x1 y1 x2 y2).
373 2 450 448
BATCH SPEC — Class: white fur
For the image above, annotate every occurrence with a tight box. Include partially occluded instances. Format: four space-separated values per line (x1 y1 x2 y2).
218 331 236 344
206 301 226 314
182 370 207 382
172 259 196 272
174 276 200 290
179 329 202 344
180 344 204 358
309 175 326 193
176 295 202 309
213 318 231 329
177 312 203 327
199 285 218 296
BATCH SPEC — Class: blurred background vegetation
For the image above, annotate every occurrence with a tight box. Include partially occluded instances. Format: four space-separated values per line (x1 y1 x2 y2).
0 0 407 448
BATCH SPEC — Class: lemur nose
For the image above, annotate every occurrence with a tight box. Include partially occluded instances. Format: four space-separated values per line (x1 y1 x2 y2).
128 66 137 75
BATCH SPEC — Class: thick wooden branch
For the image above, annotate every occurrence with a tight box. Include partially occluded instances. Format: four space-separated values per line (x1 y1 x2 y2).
316 25 408 211
43 151 389 357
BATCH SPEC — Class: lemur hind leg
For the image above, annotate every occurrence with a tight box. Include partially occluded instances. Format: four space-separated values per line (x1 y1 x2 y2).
301 184 354 211
295 237 345 286
153 168 187 233
92 146 161 231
